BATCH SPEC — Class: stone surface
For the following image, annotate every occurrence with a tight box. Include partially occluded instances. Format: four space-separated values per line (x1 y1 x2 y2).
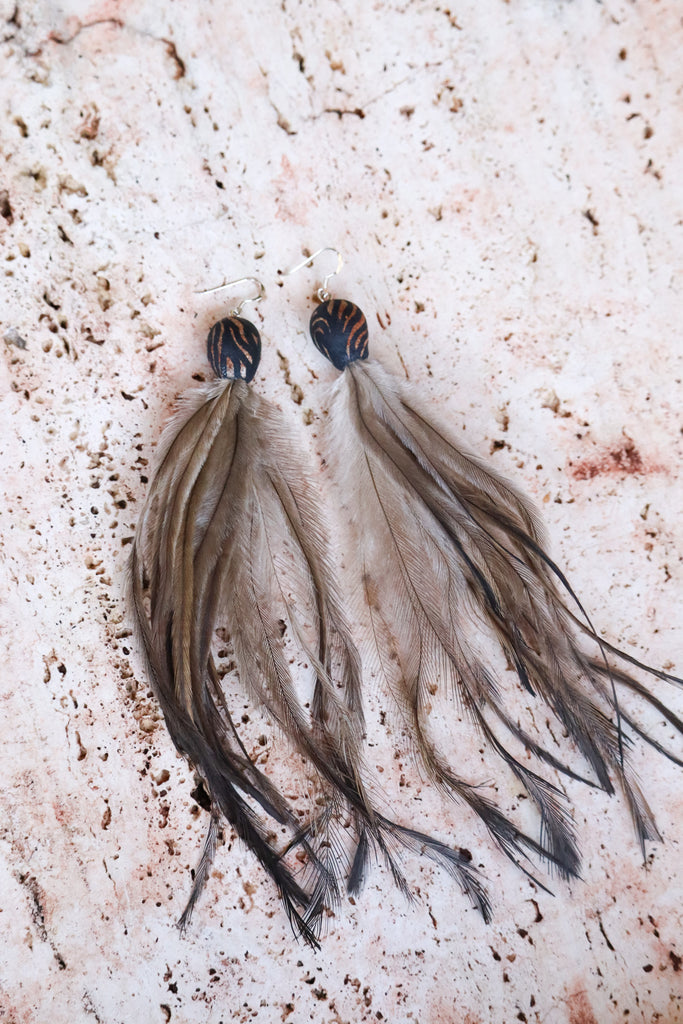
0 1 681 1022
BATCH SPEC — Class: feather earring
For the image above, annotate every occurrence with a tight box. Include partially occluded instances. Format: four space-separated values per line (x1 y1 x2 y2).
130 276 490 946
287 248 682 901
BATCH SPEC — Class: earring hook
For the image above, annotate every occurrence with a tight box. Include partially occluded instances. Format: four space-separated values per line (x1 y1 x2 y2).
195 276 266 317
283 247 344 302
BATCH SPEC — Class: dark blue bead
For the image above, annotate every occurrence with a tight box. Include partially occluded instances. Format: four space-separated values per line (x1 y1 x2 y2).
309 299 369 371
207 316 261 382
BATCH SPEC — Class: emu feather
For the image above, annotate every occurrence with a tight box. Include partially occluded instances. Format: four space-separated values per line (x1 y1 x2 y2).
131 368 489 942
327 356 679 876
321 343 682 887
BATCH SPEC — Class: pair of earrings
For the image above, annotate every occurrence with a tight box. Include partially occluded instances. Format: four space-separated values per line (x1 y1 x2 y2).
130 249 682 946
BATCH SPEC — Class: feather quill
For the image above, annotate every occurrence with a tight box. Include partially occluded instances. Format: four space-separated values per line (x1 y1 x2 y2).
309 296 682 892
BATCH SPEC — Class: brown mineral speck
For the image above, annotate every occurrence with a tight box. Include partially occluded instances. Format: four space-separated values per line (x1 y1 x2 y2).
0 189 14 223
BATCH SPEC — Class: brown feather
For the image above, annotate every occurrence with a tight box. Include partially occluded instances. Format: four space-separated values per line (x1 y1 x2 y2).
325 358 682 882
131 377 490 941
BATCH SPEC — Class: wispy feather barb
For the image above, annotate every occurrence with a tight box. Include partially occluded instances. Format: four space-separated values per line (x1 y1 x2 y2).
324 355 682 887
131 371 490 942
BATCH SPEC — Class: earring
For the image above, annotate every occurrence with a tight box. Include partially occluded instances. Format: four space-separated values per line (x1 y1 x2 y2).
130 277 316 941
129 275 489 946
286 248 683 901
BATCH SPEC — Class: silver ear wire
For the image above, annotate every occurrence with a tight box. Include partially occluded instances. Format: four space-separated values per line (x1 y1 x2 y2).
283 247 344 301
195 276 266 317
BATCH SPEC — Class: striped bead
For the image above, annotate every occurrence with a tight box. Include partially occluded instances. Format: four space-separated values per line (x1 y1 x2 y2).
309 299 369 371
206 316 261 382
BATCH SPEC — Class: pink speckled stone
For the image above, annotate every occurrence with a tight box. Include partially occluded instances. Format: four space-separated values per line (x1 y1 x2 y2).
0 2 681 1022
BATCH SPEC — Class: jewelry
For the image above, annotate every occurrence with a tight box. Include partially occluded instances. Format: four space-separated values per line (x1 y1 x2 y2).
130 275 489 944
286 248 683 897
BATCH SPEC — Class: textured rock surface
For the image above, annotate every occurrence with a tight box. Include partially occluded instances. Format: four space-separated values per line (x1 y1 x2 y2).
0 1 681 1021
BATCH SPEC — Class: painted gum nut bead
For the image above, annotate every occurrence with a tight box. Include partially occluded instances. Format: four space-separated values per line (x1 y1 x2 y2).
309 299 369 371
207 316 262 382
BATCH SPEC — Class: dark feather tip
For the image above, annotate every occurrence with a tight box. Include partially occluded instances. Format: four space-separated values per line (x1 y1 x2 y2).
207 315 261 382
310 299 369 371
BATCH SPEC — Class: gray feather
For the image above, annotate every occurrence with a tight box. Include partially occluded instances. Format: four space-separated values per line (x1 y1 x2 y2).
326 358 682 883
130 378 490 942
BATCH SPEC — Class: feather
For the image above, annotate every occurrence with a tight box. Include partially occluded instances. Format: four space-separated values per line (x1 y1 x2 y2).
130 315 490 944
310 297 682 891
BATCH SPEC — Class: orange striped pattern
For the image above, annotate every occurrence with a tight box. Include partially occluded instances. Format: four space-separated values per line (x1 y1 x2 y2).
309 299 369 371
207 315 261 381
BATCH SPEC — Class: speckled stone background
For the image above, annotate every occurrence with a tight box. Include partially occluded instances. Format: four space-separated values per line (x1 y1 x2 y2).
1 1 682 1022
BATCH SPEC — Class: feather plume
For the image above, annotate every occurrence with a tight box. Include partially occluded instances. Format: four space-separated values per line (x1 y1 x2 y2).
311 298 682 893
130 323 490 944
